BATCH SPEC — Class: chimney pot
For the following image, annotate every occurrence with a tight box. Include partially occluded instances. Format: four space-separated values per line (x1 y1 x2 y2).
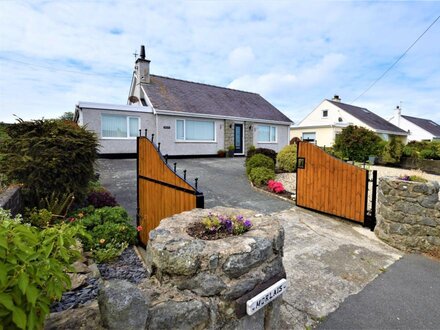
140 45 146 60
332 95 341 102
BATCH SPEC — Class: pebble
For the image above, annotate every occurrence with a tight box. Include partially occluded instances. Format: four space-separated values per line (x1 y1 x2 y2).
50 246 147 313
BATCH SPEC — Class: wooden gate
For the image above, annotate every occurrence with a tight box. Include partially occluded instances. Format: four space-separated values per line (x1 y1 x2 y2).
296 141 376 229
137 134 204 245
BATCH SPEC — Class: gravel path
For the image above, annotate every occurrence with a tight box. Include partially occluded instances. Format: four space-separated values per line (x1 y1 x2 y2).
50 247 147 313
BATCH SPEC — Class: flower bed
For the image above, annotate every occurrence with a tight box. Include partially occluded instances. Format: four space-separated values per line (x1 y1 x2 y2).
187 212 252 240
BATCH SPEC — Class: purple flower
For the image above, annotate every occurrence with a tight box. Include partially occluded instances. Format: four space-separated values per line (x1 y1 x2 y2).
244 220 252 228
224 219 233 232
236 215 244 221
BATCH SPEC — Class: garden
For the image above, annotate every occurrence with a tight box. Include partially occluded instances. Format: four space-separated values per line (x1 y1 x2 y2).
0 119 145 329
244 144 297 200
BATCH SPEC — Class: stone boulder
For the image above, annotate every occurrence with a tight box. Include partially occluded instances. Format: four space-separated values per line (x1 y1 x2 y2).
98 279 149 330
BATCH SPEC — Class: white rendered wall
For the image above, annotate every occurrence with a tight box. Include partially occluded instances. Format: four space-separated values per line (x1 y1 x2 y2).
389 116 434 141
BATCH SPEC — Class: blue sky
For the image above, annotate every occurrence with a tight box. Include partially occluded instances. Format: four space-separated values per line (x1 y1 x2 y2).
1 0 439 124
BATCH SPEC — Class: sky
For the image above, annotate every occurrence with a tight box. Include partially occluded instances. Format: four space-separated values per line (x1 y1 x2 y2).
1 0 439 125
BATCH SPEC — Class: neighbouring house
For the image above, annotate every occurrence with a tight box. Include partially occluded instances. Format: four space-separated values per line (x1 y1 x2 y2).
290 95 408 147
389 105 440 142
74 46 293 157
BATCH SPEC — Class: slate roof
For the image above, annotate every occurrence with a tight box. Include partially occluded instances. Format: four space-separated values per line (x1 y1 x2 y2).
142 75 292 123
327 100 407 134
402 115 440 137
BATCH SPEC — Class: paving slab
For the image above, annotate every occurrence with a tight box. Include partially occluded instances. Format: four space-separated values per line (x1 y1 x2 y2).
274 208 403 329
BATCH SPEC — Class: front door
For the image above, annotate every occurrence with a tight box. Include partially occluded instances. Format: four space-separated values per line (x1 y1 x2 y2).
234 124 243 154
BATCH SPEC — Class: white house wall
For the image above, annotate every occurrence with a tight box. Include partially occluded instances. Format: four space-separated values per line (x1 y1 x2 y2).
290 126 343 147
389 116 433 141
299 100 370 129
81 108 156 154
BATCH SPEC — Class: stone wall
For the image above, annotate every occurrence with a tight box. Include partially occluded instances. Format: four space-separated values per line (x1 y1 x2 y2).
224 120 234 150
399 157 440 175
375 177 440 252
98 207 286 330
0 186 23 216
244 121 254 153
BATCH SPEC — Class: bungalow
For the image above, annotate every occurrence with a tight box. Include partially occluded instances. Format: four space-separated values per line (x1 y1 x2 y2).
290 95 408 147
75 46 293 157
389 105 440 142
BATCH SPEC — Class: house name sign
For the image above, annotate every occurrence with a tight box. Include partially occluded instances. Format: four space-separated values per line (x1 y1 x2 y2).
246 278 287 316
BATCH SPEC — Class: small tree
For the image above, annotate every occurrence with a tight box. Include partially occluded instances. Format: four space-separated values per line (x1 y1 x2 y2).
381 136 405 164
333 125 382 162
0 119 98 207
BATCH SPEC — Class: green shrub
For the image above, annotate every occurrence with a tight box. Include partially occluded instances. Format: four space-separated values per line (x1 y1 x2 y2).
249 167 275 186
0 119 98 207
0 208 86 330
401 141 440 160
70 206 137 262
333 125 383 162
246 154 275 175
246 148 277 164
381 136 404 164
276 144 297 172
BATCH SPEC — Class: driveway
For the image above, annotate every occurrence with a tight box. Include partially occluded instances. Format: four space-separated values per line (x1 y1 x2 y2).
97 157 439 329
97 157 292 223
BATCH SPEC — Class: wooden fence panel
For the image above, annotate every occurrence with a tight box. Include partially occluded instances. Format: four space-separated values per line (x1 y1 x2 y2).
137 137 203 245
296 142 367 224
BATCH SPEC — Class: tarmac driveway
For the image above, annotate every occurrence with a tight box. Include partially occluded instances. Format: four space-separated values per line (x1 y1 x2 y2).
97 157 292 222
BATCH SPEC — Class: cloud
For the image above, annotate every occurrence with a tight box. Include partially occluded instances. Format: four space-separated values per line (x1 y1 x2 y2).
0 0 439 126
228 46 255 71
228 53 345 98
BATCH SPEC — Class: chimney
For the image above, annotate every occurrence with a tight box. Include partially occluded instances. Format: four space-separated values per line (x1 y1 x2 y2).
395 105 401 127
135 45 150 84
332 95 341 102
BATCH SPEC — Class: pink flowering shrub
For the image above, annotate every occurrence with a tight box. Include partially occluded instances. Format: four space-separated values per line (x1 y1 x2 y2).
267 180 285 194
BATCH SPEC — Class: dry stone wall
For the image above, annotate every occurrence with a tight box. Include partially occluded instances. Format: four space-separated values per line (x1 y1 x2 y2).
375 177 440 252
0 186 23 216
97 207 286 330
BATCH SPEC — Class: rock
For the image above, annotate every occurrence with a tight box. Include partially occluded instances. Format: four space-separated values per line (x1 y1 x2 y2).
178 272 226 296
148 300 209 330
148 239 205 276
98 280 149 330
88 263 101 278
72 261 91 273
223 237 272 278
69 273 88 290
45 300 103 330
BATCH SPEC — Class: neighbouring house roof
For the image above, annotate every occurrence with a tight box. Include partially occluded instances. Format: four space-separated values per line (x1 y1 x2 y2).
401 115 440 137
327 100 407 134
142 75 293 124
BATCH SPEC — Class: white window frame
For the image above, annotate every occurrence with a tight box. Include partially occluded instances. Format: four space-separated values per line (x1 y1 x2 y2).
322 109 328 118
302 132 316 143
175 119 216 143
257 125 277 143
101 114 140 139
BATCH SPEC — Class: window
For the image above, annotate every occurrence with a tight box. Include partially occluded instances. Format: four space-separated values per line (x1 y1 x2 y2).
322 110 328 118
101 114 139 138
176 119 215 142
302 132 316 142
257 125 277 143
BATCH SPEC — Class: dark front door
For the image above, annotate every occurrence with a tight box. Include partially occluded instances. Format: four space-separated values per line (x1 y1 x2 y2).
234 124 243 154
